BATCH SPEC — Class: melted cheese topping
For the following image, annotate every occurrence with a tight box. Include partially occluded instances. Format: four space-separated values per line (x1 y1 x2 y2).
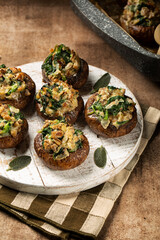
88 86 135 129
40 120 84 160
0 66 30 101
0 104 24 138
122 0 160 27
36 79 79 117
42 44 81 81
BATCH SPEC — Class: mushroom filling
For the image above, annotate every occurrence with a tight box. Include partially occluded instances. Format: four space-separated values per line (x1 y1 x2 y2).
0 104 24 138
41 44 81 81
0 65 31 101
122 0 160 27
36 79 79 117
40 120 84 160
88 86 135 129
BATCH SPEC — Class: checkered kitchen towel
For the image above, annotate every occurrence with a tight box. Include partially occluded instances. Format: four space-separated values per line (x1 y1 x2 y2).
0 106 159 239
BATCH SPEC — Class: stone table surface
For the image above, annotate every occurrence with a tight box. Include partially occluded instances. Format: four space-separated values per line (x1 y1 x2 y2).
0 0 159 239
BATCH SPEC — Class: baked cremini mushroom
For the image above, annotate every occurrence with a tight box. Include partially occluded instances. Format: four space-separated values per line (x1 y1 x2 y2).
85 86 137 138
34 119 89 170
0 104 28 148
42 44 89 89
120 0 160 44
0 64 35 109
35 79 84 124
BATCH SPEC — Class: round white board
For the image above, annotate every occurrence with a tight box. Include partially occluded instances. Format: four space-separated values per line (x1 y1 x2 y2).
0 62 143 195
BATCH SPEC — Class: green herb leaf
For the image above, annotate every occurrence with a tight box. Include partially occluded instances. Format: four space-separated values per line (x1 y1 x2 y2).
6 81 21 96
53 147 64 159
7 156 31 171
91 73 111 93
117 120 129 125
2 122 11 134
104 110 108 121
41 53 56 75
7 68 12 73
74 129 83 135
0 64 6 68
54 45 71 65
107 95 125 105
94 146 107 168
14 111 24 120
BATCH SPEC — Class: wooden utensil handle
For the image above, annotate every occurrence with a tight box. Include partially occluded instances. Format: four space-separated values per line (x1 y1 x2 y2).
157 47 160 55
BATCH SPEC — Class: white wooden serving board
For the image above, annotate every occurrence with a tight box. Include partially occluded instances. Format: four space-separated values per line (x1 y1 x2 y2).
0 62 143 195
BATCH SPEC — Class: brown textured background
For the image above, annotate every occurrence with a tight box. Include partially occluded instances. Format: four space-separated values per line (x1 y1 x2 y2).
0 0 160 239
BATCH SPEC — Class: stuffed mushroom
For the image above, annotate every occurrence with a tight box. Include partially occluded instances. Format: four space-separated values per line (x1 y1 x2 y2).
85 86 137 138
0 64 35 109
35 79 84 124
42 44 89 89
0 104 28 148
120 0 160 44
34 119 89 170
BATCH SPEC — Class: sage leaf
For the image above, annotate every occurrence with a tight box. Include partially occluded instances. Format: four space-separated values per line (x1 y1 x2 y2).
94 146 107 168
7 155 31 171
91 73 111 93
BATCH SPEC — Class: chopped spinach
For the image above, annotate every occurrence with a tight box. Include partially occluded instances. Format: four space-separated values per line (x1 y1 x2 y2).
40 95 49 111
0 76 4 82
74 129 83 136
91 101 103 111
7 68 12 73
136 16 145 25
108 102 128 116
0 64 6 68
76 139 83 149
68 138 83 152
58 85 63 92
50 98 64 111
104 110 108 120
48 83 63 93
90 94 132 119
53 44 71 65
42 53 56 75
107 96 125 105
37 84 65 114
41 44 71 76
117 120 129 125
42 126 52 138
107 86 117 90
46 87 53 95
128 5 135 12
53 147 64 159
14 111 24 120
6 81 21 96
2 122 11 134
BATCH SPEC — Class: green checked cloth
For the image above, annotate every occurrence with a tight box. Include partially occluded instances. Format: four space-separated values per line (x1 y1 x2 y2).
0 106 159 239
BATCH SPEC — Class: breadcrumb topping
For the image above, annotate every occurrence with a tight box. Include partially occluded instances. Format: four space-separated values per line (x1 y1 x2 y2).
40 120 84 160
